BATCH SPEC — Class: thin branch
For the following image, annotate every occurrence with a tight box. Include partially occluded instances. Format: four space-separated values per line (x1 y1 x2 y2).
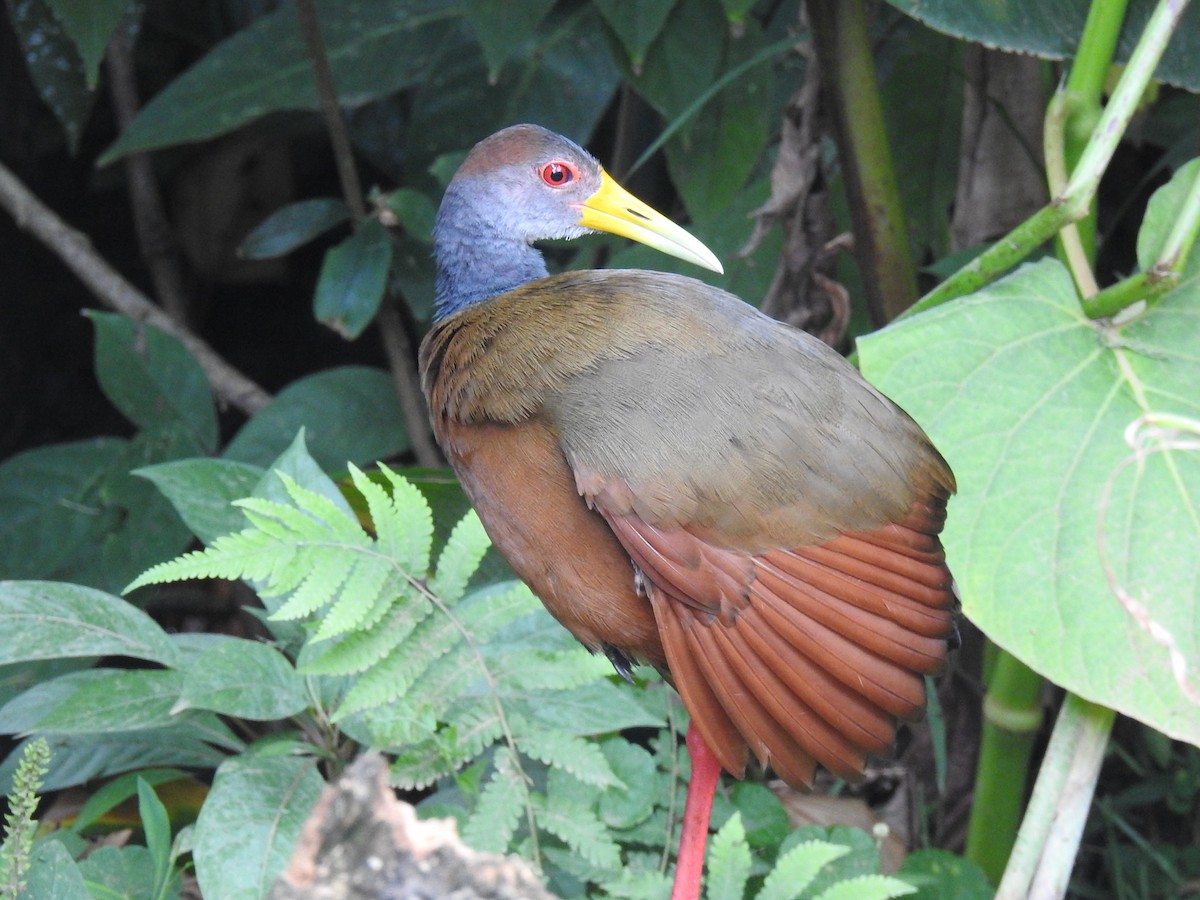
105 29 193 322
294 0 366 219
0 159 271 415
294 0 440 465
376 300 443 466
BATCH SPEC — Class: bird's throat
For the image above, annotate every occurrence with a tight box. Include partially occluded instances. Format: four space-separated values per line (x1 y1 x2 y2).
433 192 550 320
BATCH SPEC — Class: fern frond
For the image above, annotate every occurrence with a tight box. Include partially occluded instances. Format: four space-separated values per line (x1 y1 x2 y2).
299 605 412 676
439 701 506 763
757 841 851 900
235 495 333 541
334 623 441 720
706 812 751 900
812 874 916 900
457 582 541 642
513 725 621 789
310 556 397 641
535 790 621 870
126 527 282 590
278 475 366 544
428 510 490 601
389 741 457 791
461 747 526 854
602 868 673 900
270 546 358 619
354 465 433 575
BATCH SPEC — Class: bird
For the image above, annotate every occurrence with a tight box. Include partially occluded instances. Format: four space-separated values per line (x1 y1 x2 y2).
418 123 956 900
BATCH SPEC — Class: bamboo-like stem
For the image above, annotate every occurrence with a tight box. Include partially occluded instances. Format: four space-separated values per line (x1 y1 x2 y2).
908 0 1191 317
965 650 1044 883
807 0 917 324
1061 0 1131 264
1045 90 1100 299
997 694 1115 899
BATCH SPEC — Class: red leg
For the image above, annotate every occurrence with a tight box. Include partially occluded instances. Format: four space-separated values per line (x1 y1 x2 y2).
671 722 723 900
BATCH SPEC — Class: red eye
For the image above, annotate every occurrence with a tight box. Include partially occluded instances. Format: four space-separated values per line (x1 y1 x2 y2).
541 162 575 187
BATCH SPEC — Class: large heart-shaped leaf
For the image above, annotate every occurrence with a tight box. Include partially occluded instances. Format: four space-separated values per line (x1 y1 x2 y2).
860 259 1200 744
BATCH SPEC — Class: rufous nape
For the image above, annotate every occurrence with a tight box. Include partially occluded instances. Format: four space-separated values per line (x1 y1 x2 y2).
419 124 957 900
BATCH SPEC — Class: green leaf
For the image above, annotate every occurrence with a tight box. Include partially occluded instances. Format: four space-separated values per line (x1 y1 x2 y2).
99 430 198 594
223 366 409 469
428 510 490 601
137 777 174 887
79 845 173 899
727 781 789 849
23 840 90 900
631 0 719 119
464 0 556 75
719 0 756 24
509 678 666 735
882 0 1200 92
515 726 620 789
536 785 622 870
381 188 437 243
0 432 194 593
359 463 434 577
239 198 352 259
757 841 851 900
8 0 95 150
660 9 774 222
0 716 237 794
44 0 128 88
898 849 994 900
88 311 217 452
0 581 178 667
592 0 677 69
405 3 619 162
461 746 525 853
192 751 323 900
0 668 182 735
860 259 1200 745
706 811 751 900
99 0 464 163
1137 156 1200 279
814 875 917 900
257 429 356 522
780 826 881 896
175 638 308 720
72 768 192 834
136 457 265 545
0 438 126 583
598 738 657 829
313 219 394 339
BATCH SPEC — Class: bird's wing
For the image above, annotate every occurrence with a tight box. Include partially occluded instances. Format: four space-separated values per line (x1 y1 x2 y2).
537 278 957 785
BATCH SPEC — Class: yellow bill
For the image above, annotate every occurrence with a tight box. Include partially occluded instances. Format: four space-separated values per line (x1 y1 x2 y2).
576 170 724 274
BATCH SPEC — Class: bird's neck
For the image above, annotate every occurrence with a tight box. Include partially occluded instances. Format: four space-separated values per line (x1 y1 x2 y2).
433 187 548 320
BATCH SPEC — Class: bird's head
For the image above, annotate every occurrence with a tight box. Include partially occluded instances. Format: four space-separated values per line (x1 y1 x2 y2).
438 124 723 275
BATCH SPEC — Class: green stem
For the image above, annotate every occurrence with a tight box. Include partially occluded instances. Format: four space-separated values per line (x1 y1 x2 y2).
1062 0 1131 263
997 694 1116 899
1154 159 1200 271
965 649 1044 884
807 0 917 324
1085 137 1200 317
908 0 1190 317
